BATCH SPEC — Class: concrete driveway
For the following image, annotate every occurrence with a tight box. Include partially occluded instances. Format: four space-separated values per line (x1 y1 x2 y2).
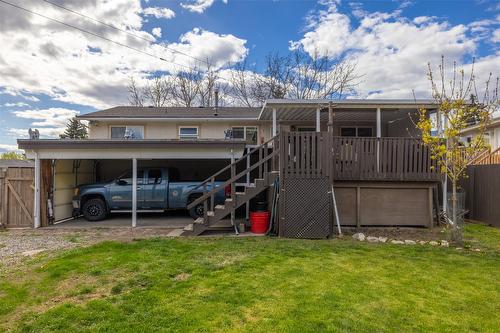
50 210 193 229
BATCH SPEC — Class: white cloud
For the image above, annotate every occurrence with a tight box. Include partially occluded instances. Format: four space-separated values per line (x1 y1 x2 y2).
493 28 500 43
0 144 21 152
166 28 248 68
142 7 175 19
12 108 79 133
152 27 162 38
181 0 218 14
3 102 30 107
0 0 248 109
292 2 499 99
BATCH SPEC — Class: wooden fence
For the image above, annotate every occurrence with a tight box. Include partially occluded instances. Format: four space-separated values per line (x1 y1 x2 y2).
462 164 500 227
0 166 34 228
281 132 441 182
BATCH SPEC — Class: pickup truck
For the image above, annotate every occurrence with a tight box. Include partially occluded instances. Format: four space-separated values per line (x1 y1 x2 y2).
72 168 227 221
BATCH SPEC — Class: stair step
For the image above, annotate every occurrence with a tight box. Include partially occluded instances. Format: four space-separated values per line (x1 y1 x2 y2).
215 205 225 210
235 192 246 195
207 211 215 217
225 198 233 203
183 223 194 231
194 217 204 224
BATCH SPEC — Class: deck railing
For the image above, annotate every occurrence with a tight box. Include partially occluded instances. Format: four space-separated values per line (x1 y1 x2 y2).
281 132 441 181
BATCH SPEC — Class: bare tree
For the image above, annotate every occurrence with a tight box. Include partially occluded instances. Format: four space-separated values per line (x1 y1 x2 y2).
144 76 172 107
128 77 144 106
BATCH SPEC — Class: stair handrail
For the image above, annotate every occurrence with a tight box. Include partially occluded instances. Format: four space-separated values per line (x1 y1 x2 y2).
187 135 279 195
187 136 280 212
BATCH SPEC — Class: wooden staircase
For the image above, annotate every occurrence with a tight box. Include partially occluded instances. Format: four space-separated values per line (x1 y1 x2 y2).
182 136 280 236
471 147 500 165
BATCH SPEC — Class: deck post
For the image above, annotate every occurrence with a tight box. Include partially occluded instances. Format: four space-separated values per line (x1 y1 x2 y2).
376 107 381 172
132 158 137 228
316 107 321 132
34 153 41 228
272 108 277 137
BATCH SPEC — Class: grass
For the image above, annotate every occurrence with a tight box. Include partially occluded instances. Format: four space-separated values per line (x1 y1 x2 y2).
0 224 499 333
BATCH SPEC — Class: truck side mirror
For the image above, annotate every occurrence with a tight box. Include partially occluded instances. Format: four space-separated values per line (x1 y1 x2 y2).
116 179 127 186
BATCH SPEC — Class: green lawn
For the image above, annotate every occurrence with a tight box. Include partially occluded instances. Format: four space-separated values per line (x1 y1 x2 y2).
1 224 499 333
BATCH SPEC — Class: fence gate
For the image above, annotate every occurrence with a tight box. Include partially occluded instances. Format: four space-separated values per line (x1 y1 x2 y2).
279 132 332 238
0 167 34 228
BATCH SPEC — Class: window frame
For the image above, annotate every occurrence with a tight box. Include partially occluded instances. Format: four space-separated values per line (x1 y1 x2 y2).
178 126 199 139
231 126 258 145
110 125 144 139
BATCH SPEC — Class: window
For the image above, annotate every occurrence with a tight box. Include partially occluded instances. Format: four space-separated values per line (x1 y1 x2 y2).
296 127 316 132
340 127 373 137
179 126 199 139
232 126 258 145
111 126 144 139
147 169 162 184
117 170 144 185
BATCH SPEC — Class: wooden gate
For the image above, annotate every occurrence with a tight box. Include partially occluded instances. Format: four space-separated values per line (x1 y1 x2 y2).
0 166 34 228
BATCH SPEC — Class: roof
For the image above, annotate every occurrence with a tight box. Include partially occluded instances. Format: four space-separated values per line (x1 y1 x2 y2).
259 99 439 121
78 106 261 120
17 139 246 150
0 159 34 168
461 116 500 134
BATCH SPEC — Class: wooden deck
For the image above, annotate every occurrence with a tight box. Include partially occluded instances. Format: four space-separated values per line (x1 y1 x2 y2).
280 132 441 182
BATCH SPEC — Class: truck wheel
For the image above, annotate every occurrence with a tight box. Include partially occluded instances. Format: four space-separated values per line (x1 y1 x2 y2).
82 198 107 221
188 202 205 219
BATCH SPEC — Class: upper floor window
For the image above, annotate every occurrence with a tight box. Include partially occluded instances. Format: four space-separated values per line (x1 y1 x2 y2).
111 126 144 139
340 127 373 137
179 126 199 139
232 126 258 145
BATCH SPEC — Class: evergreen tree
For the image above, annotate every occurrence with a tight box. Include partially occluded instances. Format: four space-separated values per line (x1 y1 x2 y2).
59 117 88 139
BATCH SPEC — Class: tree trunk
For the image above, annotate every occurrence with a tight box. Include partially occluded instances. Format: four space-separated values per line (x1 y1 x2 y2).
451 180 462 244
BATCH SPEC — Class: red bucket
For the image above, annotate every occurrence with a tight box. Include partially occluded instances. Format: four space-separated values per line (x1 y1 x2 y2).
250 211 270 234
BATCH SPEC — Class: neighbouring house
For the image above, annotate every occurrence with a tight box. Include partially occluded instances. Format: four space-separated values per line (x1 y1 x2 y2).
17 99 444 237
460 116 500 165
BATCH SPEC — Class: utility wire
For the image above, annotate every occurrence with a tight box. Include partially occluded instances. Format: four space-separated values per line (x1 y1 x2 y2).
39 0 210 68
0 0 196 71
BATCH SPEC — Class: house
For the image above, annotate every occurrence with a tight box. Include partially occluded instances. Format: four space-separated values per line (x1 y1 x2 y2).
461 116 500 165
17 99 443 237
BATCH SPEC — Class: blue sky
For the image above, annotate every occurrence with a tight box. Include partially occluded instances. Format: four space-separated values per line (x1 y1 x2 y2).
0 0 499 152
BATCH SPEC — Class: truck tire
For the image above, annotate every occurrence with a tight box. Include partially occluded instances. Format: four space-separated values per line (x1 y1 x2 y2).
82 198 108 221
188 195 206 219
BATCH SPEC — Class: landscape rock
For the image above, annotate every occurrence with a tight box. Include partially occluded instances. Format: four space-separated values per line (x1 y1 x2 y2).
473 248 481 252
418 240 427 245
404 240 416 245
390 240 404 245
352 233 365 241
22 249 45 257
366 236 379 243
440 240 449 247
378 237 388 243
429 241 439 246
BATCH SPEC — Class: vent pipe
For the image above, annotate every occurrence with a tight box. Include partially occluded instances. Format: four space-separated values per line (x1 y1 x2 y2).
214 89 219 116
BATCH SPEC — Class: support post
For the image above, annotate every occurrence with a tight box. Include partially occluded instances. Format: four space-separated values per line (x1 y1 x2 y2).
34 153 41 228
376 107 381 172
316 107 321 132
132 158 137 228
328 102 333 133
442 117 448 214
272 108 277 137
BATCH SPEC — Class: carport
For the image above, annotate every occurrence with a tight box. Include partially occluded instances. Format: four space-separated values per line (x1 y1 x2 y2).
17 139 246 228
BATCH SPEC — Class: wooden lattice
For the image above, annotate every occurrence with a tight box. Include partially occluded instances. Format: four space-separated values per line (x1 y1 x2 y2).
281 177 331 239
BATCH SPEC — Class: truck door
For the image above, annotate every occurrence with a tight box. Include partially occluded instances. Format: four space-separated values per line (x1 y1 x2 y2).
142 168 167 209
108 170 145 210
